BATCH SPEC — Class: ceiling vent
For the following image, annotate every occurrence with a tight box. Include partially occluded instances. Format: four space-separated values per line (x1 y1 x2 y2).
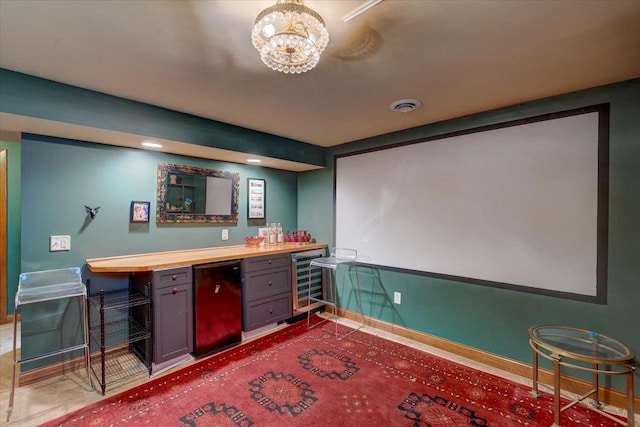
390 99 422 113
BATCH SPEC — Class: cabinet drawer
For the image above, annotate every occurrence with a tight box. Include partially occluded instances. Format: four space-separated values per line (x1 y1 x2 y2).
243 294 292 331
153 266 192 289
243 267 290 301
242 254 291 273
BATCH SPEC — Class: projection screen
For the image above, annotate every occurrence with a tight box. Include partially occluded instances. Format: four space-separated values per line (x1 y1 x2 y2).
335 105 608 302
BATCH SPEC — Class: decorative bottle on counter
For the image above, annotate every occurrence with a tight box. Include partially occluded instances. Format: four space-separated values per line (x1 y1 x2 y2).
268 223 277 245
266 224 271 245
276 223 284 245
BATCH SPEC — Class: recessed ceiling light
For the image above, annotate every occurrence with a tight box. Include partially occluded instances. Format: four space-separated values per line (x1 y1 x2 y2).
247 158 262 163
141 141 162 148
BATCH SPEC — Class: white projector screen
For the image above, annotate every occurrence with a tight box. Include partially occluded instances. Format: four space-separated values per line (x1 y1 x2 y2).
336 106 608 302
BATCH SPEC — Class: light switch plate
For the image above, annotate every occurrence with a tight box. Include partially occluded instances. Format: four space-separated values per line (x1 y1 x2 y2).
393 291 402 305
50 235 71 251
221 229 229 241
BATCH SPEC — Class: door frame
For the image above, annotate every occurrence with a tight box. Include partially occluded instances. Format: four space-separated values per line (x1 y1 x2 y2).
1 148 8 323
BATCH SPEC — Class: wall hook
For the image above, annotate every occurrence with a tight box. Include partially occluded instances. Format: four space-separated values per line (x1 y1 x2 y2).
85 205 100 219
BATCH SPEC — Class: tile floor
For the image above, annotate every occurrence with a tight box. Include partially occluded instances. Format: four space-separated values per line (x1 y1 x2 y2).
0 316 633 426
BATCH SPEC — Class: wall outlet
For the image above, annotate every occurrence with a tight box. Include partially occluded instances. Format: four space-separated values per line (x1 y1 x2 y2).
50 235 71 251
221 229 229 241
393 291 402 305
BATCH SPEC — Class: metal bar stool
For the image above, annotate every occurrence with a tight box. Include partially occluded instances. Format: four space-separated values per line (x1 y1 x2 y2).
307 248 365 339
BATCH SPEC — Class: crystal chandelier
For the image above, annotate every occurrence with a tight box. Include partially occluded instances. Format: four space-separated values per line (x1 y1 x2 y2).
251 0 329 74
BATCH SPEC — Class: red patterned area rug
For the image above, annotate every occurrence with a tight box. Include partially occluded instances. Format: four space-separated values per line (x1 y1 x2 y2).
42 315 626 426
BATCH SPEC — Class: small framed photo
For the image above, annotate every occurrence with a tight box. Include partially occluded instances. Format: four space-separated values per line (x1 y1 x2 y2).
130 201 150 223
247 178 266 219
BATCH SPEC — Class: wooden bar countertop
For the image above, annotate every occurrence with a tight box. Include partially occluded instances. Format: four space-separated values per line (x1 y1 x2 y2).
86 243 328 273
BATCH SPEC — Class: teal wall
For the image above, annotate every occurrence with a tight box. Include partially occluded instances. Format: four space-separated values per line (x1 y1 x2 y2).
0 69 325 167
298 79 640 395
18 135 298 370
21 135 298 271
0 139 20 314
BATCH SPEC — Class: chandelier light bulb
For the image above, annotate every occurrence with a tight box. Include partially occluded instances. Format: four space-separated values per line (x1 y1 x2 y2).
252 0 329 74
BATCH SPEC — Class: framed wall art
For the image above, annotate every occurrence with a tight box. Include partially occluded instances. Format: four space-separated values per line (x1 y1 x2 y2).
247 178 266 219
130 201 150 223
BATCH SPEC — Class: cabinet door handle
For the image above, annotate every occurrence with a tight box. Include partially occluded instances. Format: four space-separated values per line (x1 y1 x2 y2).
269 309 273 314
172 275 177 281
268 281 272 286
172 287 178 294
268 260 272 264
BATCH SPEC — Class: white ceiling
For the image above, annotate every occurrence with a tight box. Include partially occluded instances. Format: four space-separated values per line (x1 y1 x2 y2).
1 0 639 168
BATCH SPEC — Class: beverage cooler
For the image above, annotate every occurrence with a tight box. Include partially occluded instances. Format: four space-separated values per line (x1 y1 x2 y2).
193 260 242 357
291 248 327 316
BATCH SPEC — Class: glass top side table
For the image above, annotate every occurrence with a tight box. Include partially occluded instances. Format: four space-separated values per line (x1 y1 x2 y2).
8 267 92 421
528 325 636 427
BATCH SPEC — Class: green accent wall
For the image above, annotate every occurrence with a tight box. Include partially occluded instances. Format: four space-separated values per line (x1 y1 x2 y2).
19 134 298 370
0 68 325 167
298 79 640 395
21 135 298 269
0 139 20 314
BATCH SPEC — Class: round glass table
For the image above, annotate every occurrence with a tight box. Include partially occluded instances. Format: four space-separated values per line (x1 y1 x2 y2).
528 325 636 426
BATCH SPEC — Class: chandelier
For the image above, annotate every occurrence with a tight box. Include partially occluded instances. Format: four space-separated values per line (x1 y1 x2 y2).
251 0 329 74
